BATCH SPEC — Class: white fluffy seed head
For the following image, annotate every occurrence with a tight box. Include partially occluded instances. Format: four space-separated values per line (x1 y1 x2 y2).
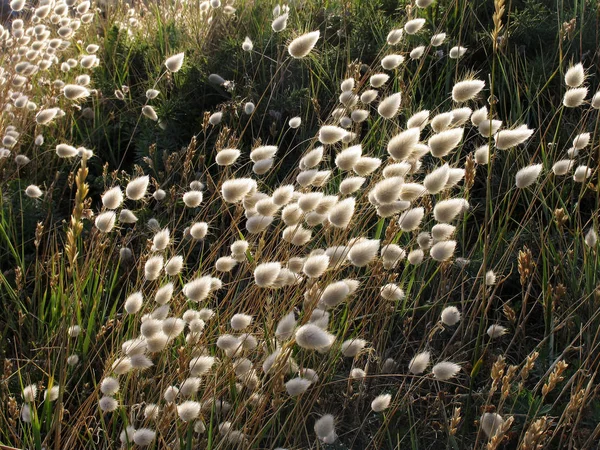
387 127 420 161
314 414 336 443
386 29 403 45
481 412 504 438
288 31 320 58
271 13 288 32
449 46 467 59
336 145 362 170
404 18 426 34
275 312 296 341
183 191 203 208
254 262 281 287
63 84 89 100
398 207 424 231
381 54 405 70
424 164 450 194
165 53 184 72
25 185 43 198
126 176 149 200
371 394 392 412
573 132 590 150
515 164 543 188
378 92 402 119
221 178 255 203
95 211 116 233
441 306 461 326
177 401 201 422
165 256 183 276
380 284 405 301
432 361 461 380
585 228 598 247
430 240 457 262
102 186 123 209
303 255 330 278
285 377 312 396
295 323 335 350
124 292 143 314
332 332 364 356
190 222 209 240
563 87 588 108
429 128 464 157
409 351 430 374
370 73 389 88
348 239 380 267
565 63 584 88
216 148 241 166
495 127 534 150
487 324 508 339
328 197 355 228
231 313 252 330
452 79 485 103
433 198 469 223
319 125 346 144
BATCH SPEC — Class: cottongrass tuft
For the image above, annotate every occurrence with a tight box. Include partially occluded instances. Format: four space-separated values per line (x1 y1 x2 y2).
404 18 426 35
126 176 149 200
398 208 424 231
165 256 184 276
133 428 156 446
552 160 573 176
221 178 256 203
449 46 467 59
99 396 118 412
271 13 288 32
183 190 203 208
63 84 90 100
481 412 504 437
56 144 78 158
288 31 320 58
285 377 312 396
487 324 508 339
347 239 380 267
430 240 457 262
95 211 116 233
275 312 296 341
387 127 420 161
409 351 430 374
381 55 405 70
242 36 253 51
424 164 450 194
564 63 584 88
407 249 424 265
102 186 123 209
377 92 402 119
371 394 392 412
142 105 158 121
515 164 542 188
341 338 367 357
563 87 587 108
25 185 43 199
573 132 590 150
485 270 497 286
585 228 598 247
22 384 37 403
231 313 253 330
573 165 592 182
124 292 143 314
177 401 201 422
440 306 461 326
328 197 355 228
494 127 534 150
289 117 302 128
314 414 337 444
433 198 469 223
432 361 461 380
254 262 282 287
429 128 464 157
452 79 485 103
386 29 403 45
295 323 335 350
165 53 184 72
190 222 209 240
318 125 347 144
370 73 389 88
101 377 120 396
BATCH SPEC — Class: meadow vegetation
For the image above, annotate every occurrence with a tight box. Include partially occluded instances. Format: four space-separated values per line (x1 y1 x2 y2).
1 0 600 448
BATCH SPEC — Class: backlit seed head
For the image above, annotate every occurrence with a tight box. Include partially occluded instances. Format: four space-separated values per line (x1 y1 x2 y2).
378 92 402 119
381 54 405 70
481 412 504 438
573 165 592 182
407 249 424 265
63 84 89 100
441 306 461 326
515 164 542 188
25 185 43 198
398 207 424 231
371 394 392 412
424 164 450 194
585 228 598 247
573 132 590 150
431 33 446 46
285 377 312 396
271 13 288 32
314 414 337 443
409 351 430 374
165 256 184 276
177 401 201 422
452 79 485 103
429 128 464 157
565 63 584 88
124 292 143 314
563 87 587 108
433 198 469 223
126 176 149 200
165 53 184 72
288 31 320 58
254 262 281 287
319 125 347 144
430 240 456 262
487 324 508 339
387 127 420 161
221 178 256 203
95 211 116 233
133 428 156 447
340 338 366 357
494 127 534 150
449 46 467 59
404 18 426 35
387 29 404 45
380 284 405 301
348 239 380 267
432 361 461 380
190 222 209 239
370 73 389 88
336 145 362 170
296 323 335 350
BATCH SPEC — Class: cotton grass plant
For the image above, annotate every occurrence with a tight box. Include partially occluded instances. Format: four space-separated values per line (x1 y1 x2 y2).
1 0 600 449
